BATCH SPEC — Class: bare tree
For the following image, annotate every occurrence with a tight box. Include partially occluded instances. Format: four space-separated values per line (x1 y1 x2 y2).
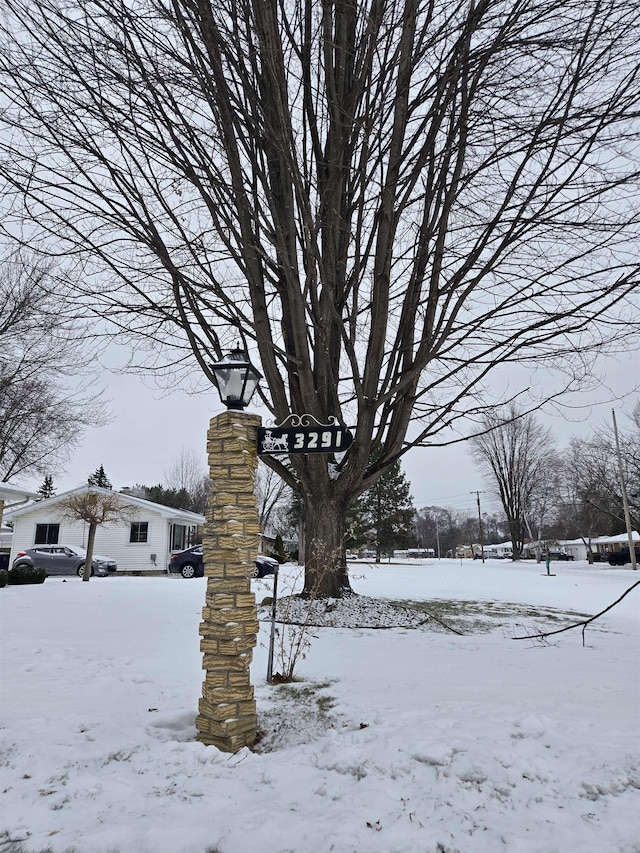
164 448 204 494
0 248 104 482
254 462 291 534
470 405 557 559
57 488 134 581
164 448 210 514
522 464 562 561
561 407 640 535
554 438 613 560
1 1 639 594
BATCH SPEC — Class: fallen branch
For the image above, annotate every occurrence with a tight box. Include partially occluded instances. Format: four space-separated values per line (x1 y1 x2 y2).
513 580 640 647
414 610 466 636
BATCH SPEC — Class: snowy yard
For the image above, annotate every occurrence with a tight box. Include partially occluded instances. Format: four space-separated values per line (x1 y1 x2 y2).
1 559 638 853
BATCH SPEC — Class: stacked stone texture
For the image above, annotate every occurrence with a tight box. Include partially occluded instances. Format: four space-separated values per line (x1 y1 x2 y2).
196 411 261 751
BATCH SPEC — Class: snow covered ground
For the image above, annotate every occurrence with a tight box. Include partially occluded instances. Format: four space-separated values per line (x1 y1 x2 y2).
1 559 638 853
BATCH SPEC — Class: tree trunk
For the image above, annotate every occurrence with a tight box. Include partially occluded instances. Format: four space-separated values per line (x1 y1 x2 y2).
83 522 97 582
508 518 523 561
303 497 351 597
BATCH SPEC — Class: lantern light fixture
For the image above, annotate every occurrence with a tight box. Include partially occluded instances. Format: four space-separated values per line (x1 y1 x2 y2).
210 345 262 411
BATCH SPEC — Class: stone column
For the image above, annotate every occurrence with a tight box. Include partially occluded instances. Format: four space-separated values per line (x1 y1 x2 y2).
196 410 261 752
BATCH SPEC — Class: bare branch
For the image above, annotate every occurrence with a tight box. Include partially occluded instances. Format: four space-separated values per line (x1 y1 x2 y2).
513 580 640 645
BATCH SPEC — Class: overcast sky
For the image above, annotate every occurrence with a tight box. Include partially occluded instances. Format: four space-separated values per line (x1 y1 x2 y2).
38 344 638 522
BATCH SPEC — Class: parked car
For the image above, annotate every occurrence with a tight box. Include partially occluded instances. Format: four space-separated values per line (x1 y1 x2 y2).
546 550 574 561
168 546 279 579
11 545 117 577
607 546 640 566
168 545 204 578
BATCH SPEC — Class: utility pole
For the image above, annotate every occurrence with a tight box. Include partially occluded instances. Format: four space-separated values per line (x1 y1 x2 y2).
435 517 441 559
472 491 485 563
612 410 637 570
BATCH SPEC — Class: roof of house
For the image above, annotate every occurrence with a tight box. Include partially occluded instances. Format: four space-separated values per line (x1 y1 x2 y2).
592 532 639 544
2 485 205 525
0 482 40 503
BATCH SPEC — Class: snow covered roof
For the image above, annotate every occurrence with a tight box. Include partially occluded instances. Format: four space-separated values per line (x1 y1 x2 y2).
2 485 205 525
591 532 639 544
0 482 39 503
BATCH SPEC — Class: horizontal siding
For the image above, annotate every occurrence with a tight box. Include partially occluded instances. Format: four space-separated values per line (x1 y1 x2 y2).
9 510 174 574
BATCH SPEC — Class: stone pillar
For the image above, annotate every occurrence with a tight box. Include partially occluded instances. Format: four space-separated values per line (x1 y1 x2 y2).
196 410 261 752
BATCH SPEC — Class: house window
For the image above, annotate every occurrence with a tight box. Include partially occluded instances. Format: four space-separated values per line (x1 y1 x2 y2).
130 521 149 543
34 523 60 545
171 524 187 551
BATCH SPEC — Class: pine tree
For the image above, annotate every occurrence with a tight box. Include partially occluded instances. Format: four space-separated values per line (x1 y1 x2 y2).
273 533 287 563
37 474 55 499
87 464 112 489
351 462 415 562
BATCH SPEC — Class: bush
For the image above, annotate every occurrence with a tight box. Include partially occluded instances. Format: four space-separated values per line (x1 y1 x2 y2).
0 569 8 588
8 564 47 585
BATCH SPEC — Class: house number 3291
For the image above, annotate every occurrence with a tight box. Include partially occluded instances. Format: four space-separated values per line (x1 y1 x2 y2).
293 430 342 450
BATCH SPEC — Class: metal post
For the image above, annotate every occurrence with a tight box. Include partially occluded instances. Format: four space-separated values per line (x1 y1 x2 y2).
612 409 637 570
473 491 485 563
266 562 280 682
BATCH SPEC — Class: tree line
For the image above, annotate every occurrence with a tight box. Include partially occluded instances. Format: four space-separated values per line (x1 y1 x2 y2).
416 404 640 561
325 403 640 562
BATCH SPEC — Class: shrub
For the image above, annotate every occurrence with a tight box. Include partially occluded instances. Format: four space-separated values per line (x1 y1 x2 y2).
0 569 8 588
8 565 47 585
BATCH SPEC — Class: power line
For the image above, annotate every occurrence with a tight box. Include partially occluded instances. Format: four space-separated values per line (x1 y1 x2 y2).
413 491 480 507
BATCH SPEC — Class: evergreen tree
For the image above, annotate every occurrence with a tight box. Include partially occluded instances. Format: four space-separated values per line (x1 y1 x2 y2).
141 483 192 512
36 474 55 500
273 533 287 564
351 462 415 562
87 464 112 489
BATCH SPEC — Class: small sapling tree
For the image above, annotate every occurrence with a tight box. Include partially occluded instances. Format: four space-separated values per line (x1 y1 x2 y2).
57 488 133 581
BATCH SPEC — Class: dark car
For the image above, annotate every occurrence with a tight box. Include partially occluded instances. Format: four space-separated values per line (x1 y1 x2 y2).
546 550 574 561
607 546 640 566
168 546 279 579
168 545 204 578
11 545 117 577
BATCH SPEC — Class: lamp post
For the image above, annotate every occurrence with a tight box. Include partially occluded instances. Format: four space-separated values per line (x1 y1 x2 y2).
196 347 263 752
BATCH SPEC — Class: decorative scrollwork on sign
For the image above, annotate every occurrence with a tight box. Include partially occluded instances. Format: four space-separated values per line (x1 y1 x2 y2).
266 413 340 429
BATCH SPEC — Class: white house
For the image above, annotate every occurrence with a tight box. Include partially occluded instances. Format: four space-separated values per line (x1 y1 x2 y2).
0 482 40 570
483 541 513 559
4 486 205 574
557 538 589 560
526 534 639 561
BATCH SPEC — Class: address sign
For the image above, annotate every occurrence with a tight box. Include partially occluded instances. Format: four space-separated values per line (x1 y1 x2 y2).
257 416 353 456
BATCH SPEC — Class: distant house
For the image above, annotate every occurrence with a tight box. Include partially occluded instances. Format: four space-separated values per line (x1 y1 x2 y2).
393 548 436 559
483 541 513 559
523 534 639 561
4 486 205 574
589 532 639 558
557 538 588 561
